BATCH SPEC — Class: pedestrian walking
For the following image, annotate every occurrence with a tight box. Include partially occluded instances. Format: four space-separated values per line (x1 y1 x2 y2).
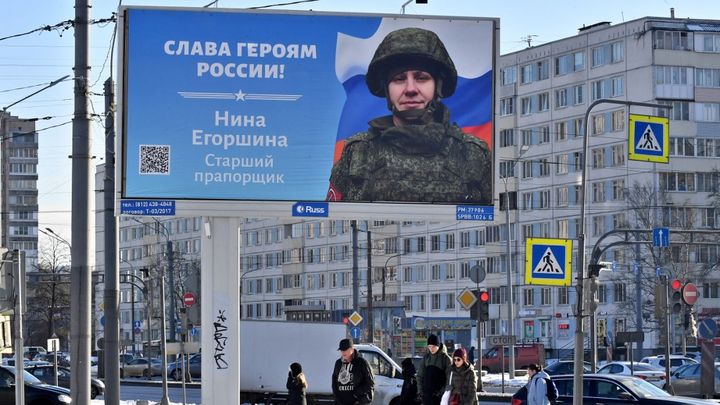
417 334 452 405
445 348 477 405
332 338 375 405
287 362 308 405
400 358 420 405
526 364 551 405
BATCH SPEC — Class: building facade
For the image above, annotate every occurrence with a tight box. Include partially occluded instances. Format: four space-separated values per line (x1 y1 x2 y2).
237 16 720 360
0 111 39 270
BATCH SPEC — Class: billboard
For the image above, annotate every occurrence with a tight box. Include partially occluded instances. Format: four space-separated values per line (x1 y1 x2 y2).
118 7 496 216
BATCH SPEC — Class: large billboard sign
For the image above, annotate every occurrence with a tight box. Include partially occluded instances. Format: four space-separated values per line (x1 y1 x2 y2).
118 7 496 218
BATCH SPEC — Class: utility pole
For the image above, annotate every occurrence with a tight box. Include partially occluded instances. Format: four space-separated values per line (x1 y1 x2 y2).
103 78 120 405
70 1 94 404
352 221 359 314
367 230 373 344
168 241 177 343
13 251 26 405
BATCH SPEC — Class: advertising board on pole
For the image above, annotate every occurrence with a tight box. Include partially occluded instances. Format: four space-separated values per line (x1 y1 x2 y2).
117 7 497 220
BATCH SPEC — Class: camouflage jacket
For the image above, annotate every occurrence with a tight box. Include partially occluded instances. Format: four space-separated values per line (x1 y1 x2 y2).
327 105 491 204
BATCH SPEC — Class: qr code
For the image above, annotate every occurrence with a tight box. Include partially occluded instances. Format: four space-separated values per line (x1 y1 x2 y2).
139 145 170 175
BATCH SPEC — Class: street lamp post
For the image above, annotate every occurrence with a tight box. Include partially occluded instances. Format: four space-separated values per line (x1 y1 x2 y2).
572 99 672 405
382 253 405 301
500 145 528 379
120 259 137 357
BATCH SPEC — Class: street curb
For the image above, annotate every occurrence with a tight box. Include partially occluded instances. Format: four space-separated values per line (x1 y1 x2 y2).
115 378 202 388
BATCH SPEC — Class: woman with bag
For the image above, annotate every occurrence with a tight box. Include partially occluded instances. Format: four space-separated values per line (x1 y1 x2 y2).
286 362 308 405
443 348 477 405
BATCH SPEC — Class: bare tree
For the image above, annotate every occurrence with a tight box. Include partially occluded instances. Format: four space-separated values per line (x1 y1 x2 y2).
26 236 71 347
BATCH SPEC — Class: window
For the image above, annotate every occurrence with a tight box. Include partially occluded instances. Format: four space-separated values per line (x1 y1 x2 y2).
658 100 690 121
612 179 625 200
521 97 532 115
522 160 533 179
431 294 441 310
611 41 624 63
460 231 470 248
522 129 533 146
593 215 605 237
538 126 550 144
592 114 605 135
592 46 606 67
660 172 696 192
431 235 441 252
499 160 515 178
592 181 605 203
540 288 551 306
555 88 568 109
613 213 626 229
702 282 719 299
696 68 720 88
612 144 625 166
654 30 689 50
592 148 605 169
523 288 535 306
500 97 515 116
611 76 624 97
555 122 568 142
558 287 569 305
417 237 425 252
536 60 549 81
556 187 568 207
611 110 625 131
554 51 585 75
697 103 720 122
522 192 533 210
538 158 550 177
521 64 533 84
573 85 584 105
446 263 456 280
445 293 455 310
614 283 627 302
574 118 584 138
591 79 605 100
539 190 550 209
655 66 689 85
556 154 568 174
499 129 515 147
538 92 549 112
556 219 568 238
572 152 583 172
502 66 517 85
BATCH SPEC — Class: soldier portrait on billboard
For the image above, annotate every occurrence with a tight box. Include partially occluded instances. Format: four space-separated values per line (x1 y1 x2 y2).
327 27 492 204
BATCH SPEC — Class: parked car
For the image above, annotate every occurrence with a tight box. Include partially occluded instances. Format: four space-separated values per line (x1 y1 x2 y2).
552 373 717 404
597 361 667 388
1 358 51 368
168 353 201 381
119 353 135 365
26 364 105 399
481 344 545 373
121 357 163 378
544 360 592 375
641 355 698 372
32 352 71 367
23 346 47 360
673 351 702 363
0 365 72 404
667 362 720 398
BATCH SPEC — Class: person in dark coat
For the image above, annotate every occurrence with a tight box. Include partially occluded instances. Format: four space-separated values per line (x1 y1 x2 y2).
417 334 452 405
332 338 375 405
400 358 420 405
446 348 478 405
287 362 307 405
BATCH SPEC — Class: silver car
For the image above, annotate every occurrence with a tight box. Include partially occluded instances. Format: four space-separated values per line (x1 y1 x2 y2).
669 362 720 398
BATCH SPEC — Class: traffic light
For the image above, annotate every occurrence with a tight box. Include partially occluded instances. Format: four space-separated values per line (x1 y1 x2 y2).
478 290 490 322
584 276 599 313
670 279 682 313
342 312 350 325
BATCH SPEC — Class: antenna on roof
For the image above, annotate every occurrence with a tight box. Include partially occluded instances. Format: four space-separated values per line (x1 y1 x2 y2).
521 35 538 48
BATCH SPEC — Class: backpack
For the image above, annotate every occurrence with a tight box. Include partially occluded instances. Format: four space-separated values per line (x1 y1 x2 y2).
544 377 559 402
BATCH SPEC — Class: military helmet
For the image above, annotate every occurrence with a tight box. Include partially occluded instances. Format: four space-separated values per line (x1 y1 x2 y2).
366 27 457 98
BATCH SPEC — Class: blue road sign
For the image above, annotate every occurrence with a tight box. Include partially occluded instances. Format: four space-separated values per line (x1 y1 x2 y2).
350 326 362 339
456 205 494 221
100 316 105 327
699 318 718 340
134 320 141 328
525 238 573 286
653 227 669 247
120 199 176 216
134 327 142 335
628 114 669 163
292 202 329 217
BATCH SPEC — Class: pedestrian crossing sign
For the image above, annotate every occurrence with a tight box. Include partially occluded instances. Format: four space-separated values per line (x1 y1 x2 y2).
525 238 573 286
628 114 669 164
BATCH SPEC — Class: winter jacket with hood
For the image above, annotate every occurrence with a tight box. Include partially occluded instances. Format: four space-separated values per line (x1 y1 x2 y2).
446 362 478 405
417 344 452 405
332 349 375 405
527 370 551 405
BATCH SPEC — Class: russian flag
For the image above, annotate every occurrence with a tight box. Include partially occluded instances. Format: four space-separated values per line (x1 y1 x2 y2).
332 18 494 162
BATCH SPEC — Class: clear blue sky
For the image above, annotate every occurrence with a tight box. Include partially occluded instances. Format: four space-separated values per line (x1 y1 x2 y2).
2 0 719 244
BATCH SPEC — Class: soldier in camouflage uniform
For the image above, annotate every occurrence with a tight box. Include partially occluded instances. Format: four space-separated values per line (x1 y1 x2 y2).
327 27 492 204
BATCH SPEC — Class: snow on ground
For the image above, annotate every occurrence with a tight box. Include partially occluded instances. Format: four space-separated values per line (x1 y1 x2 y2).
91 401 198 405
483 372 529 388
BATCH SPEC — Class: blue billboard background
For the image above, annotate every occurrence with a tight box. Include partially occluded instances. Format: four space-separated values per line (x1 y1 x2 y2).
121 8 494 201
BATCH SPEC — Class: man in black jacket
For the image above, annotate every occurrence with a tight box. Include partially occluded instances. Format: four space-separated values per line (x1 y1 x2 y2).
332 339 375 405
417 334 452 405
